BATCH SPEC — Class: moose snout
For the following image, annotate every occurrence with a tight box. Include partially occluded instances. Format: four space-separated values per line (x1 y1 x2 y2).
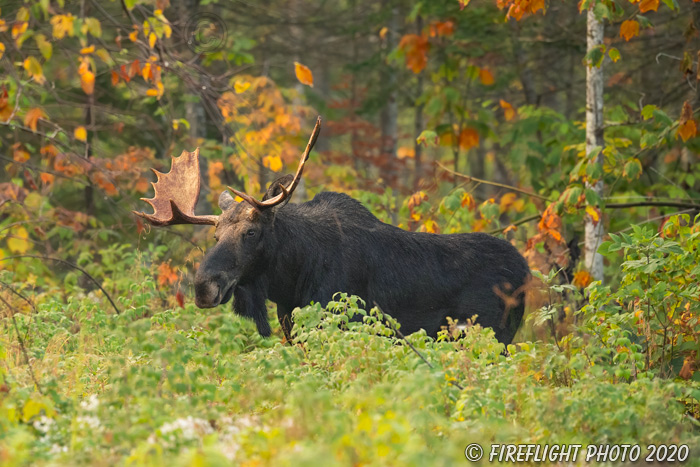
194 270 233 308
194 279 220 308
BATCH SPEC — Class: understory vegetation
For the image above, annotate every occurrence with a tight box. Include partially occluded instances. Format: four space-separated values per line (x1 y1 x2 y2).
4 0 700 464
1 214 700 465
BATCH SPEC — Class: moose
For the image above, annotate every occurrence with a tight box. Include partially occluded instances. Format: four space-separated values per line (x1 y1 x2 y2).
135 117 530 344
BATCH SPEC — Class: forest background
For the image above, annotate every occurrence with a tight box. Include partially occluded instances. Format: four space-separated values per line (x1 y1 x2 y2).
2 0 700 465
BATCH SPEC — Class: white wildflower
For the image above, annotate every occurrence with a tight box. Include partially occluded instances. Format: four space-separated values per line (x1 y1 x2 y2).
49 444 68 455
76 415 101 430
33 415 55 434
79 394 99 411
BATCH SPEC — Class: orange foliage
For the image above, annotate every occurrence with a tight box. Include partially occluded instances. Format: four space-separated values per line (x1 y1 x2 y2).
639 0 659 13
619 20 640 41
294 62 314 87
398 34 429 74
479 68 495 85
24 107 46 132
497 0 545 20
678 101 697 142
458 128 479 150
429 20 455 37
157 262 178 287
500 99 517 121
0 86 12 122
572 270 593 288
538 204 564 244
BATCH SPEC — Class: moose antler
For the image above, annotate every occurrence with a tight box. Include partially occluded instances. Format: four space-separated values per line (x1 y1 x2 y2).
228 116 322 210
133 148 219 226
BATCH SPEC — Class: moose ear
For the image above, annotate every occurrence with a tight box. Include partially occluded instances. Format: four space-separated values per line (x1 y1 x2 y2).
262 174 295 207
218 190 236 212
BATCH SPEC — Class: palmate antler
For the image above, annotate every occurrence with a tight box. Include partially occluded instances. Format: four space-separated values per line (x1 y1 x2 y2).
133 147 219 226
133 116 322 227
228 116 321 210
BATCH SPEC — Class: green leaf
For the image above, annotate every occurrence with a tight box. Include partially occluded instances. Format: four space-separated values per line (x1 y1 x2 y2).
584 45 605 68
623 158 642 180
416 130 438 147
636 14 653 29
585 188 603 207
661 0 678 11
35 34 52 60
652 108 673 126
593 2 611 20
85 18 102 38
641 105 656 120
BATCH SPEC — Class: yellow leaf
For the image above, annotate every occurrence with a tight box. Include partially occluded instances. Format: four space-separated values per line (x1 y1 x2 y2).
24 192 42 210
80 70 95 95
423 219 439 233
80 45 95 54
11 21 27 41
585 205 601 226
0 42 5 60
146 88 159 96
23 56 46 84
294 62 314 87
24 107 46 132
8 227 31 254
128 26 139 42
263 155 283 172
234 81 251 94
74 126 87 142
461 192 476 210
50 14 75 40
149 32 157 49
379 27 388 39
357 413 372 432
141 62 152 81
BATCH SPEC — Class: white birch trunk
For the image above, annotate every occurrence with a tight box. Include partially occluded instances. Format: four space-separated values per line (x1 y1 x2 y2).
584 8 605 281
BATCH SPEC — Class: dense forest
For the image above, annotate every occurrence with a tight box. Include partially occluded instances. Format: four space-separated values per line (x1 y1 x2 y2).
2 0 700 464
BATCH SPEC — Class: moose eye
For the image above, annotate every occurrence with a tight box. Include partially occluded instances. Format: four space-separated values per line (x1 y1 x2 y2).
246 229 256 237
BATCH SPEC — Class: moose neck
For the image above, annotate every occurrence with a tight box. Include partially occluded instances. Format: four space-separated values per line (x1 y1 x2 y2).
261 204 319 307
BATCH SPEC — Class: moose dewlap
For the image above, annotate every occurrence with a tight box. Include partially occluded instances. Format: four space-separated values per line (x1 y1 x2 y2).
134 117 530 344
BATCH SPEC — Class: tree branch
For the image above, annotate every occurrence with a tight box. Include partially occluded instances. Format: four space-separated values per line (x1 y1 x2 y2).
0 294 43 395
0 255 120 315
436 161 552 201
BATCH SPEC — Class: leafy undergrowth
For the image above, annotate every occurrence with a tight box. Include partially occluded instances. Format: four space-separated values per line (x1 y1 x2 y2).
1 267 700 465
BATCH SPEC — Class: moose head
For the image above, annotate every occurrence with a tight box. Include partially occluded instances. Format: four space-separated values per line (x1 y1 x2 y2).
134 117 321 310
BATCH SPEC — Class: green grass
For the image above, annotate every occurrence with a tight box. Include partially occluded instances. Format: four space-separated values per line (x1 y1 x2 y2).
1 263 699 466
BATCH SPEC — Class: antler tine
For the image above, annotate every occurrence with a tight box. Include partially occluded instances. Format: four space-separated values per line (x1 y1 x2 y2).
230 116 322 211
133 148 219 226
227 186 267 210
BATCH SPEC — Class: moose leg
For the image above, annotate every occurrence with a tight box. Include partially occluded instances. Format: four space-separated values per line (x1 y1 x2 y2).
233 284 271 337
276 306 294 343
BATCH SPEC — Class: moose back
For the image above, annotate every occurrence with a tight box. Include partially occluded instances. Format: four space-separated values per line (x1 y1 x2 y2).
135 117 530 344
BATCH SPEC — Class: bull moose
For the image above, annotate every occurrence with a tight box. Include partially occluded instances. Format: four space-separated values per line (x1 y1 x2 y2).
135 117 530 344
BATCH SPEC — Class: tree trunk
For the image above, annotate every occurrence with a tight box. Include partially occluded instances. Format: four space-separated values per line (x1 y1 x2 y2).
413 15 424 191
584 8 605 281
509 19 537 106
380 3 399 223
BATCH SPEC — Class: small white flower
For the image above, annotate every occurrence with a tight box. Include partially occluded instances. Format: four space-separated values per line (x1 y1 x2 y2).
33 416 55 434
80 394 99 411
49 444 68 455
76 415 101 430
